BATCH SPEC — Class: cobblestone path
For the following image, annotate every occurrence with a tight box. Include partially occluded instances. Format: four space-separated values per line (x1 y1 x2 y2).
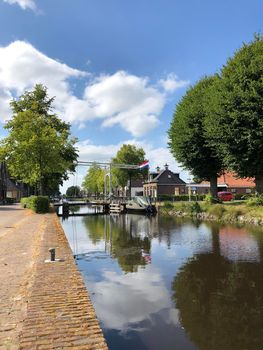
0 205 108 350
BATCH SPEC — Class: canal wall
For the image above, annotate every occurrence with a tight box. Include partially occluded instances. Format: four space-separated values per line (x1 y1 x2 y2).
19 212 108 349
161 208 263 226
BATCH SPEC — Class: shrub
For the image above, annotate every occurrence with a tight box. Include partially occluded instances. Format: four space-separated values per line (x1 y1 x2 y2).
20 197 28 208
247 195 263 206
235 193 251 200
190 201 202 214
20 196 50 213
204 194 222 204
157 194 205 202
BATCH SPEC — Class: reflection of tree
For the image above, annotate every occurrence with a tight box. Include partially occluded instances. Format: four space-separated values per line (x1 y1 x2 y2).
83 215 151 273
69 205 80 213
172 226 263 350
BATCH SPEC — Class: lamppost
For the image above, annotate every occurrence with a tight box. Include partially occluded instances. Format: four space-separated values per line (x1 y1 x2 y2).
187 177 192 202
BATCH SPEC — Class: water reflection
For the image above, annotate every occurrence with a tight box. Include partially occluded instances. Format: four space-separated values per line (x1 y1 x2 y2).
173 227 263 349
61 213 263 350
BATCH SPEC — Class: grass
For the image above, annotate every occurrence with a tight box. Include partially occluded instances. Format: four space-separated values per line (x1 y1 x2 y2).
160 200 263 224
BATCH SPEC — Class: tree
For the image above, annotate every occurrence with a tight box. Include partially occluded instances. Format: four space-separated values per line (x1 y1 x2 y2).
66 185 81 197
82 163 105 195
168 76 224 197
112 144 147 191
1 85 78 195
205 35 263 193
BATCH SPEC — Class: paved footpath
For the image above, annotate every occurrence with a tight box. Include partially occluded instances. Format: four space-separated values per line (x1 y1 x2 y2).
0 204 108 350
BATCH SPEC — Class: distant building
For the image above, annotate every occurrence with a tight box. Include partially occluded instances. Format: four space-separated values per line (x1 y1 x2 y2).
187 172 255 195
0 162 28 203
143 164 186 198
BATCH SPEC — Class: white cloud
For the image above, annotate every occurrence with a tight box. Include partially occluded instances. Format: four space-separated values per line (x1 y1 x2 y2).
159 73 189 92
0 41 189 136
85 71 164 136
90 267 175 331
3 0 36 11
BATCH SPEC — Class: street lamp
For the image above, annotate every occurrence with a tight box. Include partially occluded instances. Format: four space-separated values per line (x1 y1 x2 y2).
187 177 192 202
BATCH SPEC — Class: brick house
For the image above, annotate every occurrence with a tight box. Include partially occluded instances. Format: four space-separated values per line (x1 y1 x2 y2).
143 164 186 198
187 172 255 195
0 162 28 202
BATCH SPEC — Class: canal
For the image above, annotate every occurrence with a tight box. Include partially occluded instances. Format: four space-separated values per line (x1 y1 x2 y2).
60 210 263 350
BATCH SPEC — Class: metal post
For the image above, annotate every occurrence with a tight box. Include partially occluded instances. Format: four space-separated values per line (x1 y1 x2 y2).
49 248 56 261
109 164 112 198
188 178 191 202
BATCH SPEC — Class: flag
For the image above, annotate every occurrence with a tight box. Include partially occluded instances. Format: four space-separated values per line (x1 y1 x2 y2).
138 160 149 169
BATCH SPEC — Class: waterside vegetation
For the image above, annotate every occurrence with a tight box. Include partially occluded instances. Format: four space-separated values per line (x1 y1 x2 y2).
160 196 263 225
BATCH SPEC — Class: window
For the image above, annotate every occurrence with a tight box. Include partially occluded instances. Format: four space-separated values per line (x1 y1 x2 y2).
231 188 236 193
246 188 252 193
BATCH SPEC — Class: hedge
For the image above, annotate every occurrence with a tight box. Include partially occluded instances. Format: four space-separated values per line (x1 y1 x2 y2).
20 196 50 213
157 194 205 202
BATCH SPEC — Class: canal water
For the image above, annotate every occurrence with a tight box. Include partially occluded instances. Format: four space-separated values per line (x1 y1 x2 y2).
60 211 263 350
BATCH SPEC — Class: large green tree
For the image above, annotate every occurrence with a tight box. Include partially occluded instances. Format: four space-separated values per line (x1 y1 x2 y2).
66 185 81 197
168 76 224 197
1 85 78 195
82 163 105 195
205 35 263 192
112 144 147 190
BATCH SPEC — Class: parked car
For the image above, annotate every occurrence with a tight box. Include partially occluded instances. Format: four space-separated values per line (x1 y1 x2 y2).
218 191 234 201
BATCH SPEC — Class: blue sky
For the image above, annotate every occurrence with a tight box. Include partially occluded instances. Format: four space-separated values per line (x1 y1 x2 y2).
0 0 262 188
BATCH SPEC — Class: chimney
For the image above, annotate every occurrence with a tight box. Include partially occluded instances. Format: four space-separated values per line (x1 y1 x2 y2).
156 166 160 172
164 163 169 170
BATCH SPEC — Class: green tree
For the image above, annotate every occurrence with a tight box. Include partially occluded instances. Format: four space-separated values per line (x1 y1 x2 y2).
66 185 81 197
112 144 147 190
205 35 263 192
1 85 78 195
168 76 224 197
82 163 105 195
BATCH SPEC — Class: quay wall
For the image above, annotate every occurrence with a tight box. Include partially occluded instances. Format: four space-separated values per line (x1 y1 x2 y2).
19 212 108 350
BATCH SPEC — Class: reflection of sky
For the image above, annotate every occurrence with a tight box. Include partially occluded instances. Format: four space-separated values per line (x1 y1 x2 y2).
61 214 262 350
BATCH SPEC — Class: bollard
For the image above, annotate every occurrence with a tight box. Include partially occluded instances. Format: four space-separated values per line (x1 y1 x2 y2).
49 248 56 261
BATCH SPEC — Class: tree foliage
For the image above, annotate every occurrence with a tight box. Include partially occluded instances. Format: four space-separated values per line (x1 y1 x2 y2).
1 85 78 195
205 35 263 192
168 76 224 197
82 163 105 194
66 185 81 197
112 144 147 188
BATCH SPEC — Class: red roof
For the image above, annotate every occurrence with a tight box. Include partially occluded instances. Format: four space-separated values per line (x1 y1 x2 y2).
200 172 255 188
218 172 255 187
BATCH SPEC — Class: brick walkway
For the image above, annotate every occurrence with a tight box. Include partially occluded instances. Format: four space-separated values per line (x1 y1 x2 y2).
0 205 108 350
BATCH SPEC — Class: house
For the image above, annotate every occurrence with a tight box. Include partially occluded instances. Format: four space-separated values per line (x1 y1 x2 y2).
143 164 186 198
187 172 255 195
0 162 28 203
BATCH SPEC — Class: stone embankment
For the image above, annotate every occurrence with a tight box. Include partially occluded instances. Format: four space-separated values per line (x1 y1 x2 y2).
0 204 108 350
163 209 263 226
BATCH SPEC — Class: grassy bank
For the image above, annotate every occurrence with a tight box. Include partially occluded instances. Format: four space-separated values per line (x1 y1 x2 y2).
159 200 263 225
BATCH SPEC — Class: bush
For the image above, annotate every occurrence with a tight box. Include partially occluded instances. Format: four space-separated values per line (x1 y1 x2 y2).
20 196 50 213
247 195 263 206
234 193 247 200
204 194 222 204
157 194 205 202
190 201 202 214
20 197 28 208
